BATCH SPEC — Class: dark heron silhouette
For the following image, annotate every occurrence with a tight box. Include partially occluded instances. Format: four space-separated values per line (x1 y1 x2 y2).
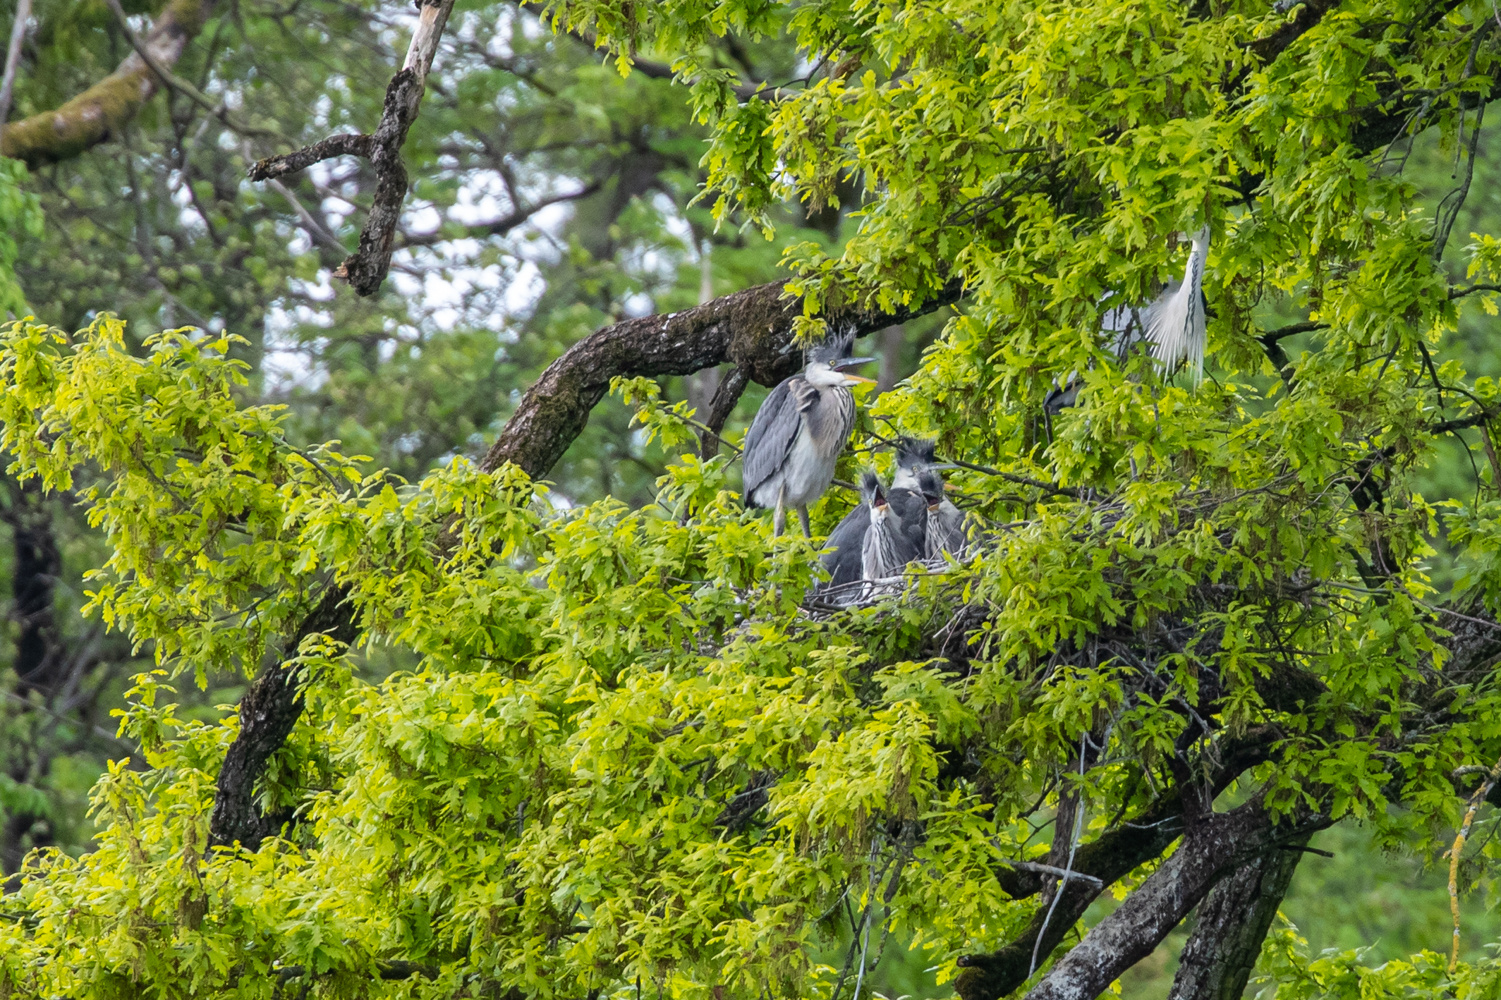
742 330 874 536
1045 225 1211 417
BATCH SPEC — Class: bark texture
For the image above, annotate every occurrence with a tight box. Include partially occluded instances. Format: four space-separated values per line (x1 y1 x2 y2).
954 733 1277 1000
1020 806 1323 1000
1166 836 1309 1000
247 0 454 297
483 278 964 478
0 0 214 166
207 583 357 849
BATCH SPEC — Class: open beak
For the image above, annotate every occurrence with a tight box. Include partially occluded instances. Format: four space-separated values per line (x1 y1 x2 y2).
833 356 876 384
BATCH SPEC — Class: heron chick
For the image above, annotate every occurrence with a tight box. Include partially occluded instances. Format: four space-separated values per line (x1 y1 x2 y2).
861 472 924 586
817 468 926 600
917 469 967 559
892 438 966 558
742 330 874 536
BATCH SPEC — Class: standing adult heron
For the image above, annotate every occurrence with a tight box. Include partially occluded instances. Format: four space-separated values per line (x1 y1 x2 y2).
1044 225 1212 416
742 330 875 536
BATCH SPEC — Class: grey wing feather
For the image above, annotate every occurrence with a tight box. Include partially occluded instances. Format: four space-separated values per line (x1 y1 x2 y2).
817 504 870 590
742 378 802 505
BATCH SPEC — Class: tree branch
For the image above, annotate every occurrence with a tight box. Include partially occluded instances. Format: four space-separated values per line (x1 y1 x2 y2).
483 277 964 478
0 0 216 166
207 277 962 848
248 0 455 297
699 365 748 459
335 0 454 296
1247 0 1343 63
207 583 357 849
248 133 374 181
954 730 1278 1000
1021 804 1326 1000
1166 835 1308 1000
396 180 602 248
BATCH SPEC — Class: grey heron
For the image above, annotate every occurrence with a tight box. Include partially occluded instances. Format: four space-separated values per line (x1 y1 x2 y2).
860 472 924 585
917 468 967 559
816 469 927 599
891 438 967 558
1044 225 1211 416
742 330 874 536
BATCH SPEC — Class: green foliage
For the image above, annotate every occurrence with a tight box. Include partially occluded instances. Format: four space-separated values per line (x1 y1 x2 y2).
0 157 42 316
12 0 1501 997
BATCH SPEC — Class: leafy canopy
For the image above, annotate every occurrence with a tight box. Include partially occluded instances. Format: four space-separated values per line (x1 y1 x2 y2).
7 0 1501 998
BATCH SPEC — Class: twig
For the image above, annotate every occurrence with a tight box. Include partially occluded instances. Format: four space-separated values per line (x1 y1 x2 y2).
0 689 137 754
0 0 31 127
249 133 374 181
1435 100 1487 262
1032 735 1089 976
998 859 1105 887
1448 753 1501 971
1259 319 1326 343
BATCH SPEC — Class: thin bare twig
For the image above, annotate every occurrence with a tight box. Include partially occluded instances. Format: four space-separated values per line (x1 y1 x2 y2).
0 0 32 127
1448 754 1501 970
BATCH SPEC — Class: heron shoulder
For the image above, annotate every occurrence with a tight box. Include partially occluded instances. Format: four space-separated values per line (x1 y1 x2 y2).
742 377 803 503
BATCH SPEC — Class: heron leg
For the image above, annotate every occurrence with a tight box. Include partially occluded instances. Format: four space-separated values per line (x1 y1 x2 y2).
773 484 787 537
797 505 811 538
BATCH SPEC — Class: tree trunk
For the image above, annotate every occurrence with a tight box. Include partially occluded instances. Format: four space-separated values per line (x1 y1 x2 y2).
1167 837 1308 1000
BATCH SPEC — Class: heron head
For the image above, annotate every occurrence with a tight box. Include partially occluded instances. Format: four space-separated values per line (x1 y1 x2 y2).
859 471 890 517
896 437 938 471
918 470 944 510
806 327 875 385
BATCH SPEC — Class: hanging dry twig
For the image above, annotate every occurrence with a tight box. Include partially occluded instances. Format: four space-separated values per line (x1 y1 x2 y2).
1447 754 1501 971
247 0 456 297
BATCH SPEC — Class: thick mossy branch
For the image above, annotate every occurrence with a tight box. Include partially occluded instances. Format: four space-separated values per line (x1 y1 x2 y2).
484 277 965 479
208 276 963 848
0 0 215 166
